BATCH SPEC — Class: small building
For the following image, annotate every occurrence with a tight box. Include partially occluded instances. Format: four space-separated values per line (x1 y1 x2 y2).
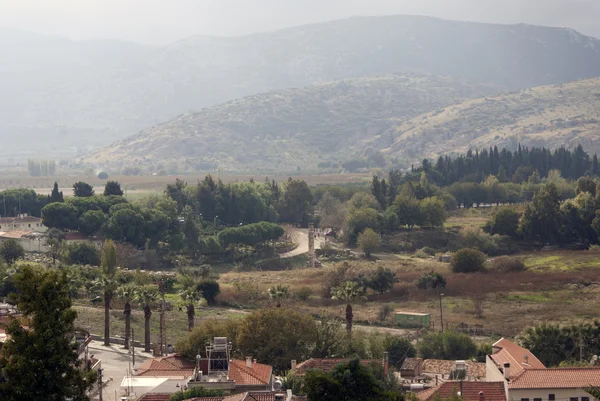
395 312 431 328
0 230 47 252
416 381 507 401
0 214 46 233
401 358 424 377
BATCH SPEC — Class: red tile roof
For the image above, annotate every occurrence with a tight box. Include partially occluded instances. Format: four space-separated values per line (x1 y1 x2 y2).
422 359 486 379
191 393 306 401
293 358 378 375
508 368 600 389
417 381 506 401
136 394 172 401
65 232 90 241
229 359 272 386
137 355 196 378
490 338 545 378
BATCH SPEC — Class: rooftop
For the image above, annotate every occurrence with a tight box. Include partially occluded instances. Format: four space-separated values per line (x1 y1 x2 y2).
422 359 486 379
137 355 196 378
417 381 506 401
508 367 600 389
401 358 423 371
0 216 42 224
136 392 306 401
292 358 378 375
490 338 545 379
228 359 272 386
0 230 44 239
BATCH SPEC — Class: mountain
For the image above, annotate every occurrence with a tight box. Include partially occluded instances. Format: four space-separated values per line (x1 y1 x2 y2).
377 77 600 161
4 15 600 161
80 73 500 172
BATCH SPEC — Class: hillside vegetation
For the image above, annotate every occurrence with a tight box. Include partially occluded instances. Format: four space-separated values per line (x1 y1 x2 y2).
4 15 600 160
81 73 500 172
379 77 600 160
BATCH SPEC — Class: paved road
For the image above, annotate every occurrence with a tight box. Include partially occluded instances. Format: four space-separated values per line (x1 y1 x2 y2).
88 341 153 401
280 229 324 258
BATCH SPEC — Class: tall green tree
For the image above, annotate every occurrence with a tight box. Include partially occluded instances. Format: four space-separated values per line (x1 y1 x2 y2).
72 182 94 197
49 182 64 203
135 285 159 352
521 183 561 244
103 181 124 196
281 178 313 223
117 285 135 349
180 289 201 331
357 228 380 258
332 281 364 335
98 240 118 346
393 196 423 230
0 265 96 401
42 202 79 230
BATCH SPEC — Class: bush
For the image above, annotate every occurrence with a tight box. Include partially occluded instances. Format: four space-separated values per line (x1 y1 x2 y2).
366 266 397 294
416 271 447 290
197 280 220 305
66 242 100 266
419 331 477 360
378 304 394 322
420 246 436 256
490 207 520 237
169 387 223 401
296 286 313 301
451 248 486 273
491 256 526 272
97 172 109 179
385 336 416 369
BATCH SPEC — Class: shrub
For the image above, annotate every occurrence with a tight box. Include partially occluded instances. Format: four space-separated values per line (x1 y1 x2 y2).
296 286 313 301
0 239 25 265
416 271 447 290
491 256 526 272
197 280 220 305
378 304 394 322
451 248 486 273
419 331 477 359
367 266 397 294
66 242 100 266
420 246 436 256
490 207 520 237
169 387 224 401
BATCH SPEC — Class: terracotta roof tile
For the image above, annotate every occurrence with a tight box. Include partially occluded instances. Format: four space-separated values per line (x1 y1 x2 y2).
417 381 506 401
422 359 486 378
137 355 196 378
490 338 545 378
136 394 172 401
508 368 600 389
293 358 377 375
229 360 272 386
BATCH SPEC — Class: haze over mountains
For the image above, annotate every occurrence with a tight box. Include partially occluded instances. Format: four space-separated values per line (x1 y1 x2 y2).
4 15 600 170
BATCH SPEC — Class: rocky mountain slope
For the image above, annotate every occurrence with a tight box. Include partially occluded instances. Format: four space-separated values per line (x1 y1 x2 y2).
81 73 500 172
4 15 600 160
377 78 600 160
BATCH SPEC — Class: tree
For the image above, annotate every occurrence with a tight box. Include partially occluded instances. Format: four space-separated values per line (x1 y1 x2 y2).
49 182 64 203
78 210 106 235
117 285 135 349
180 289 201 331
576 176 597 196
197 280 220 305
394 196 423 230
281 178 313 223
332 281 364 335
97 171 109 179
489 207 520 237
417 271 447 290
0 266 96 401
66 242 100 266
385 336 417 369
451 248 486 273
175 319 242 360
134 285 159 352
46 228 66 264
303 359 401 401
348 192 381 211
357 228 380 258
345 207 379 245
72 181 94 197
99 240 118 346
42 202 79 230
521 183 561 244
267 284 290 307
366 266 397 294
103 181 124 196
420 197 447 228
105 208 145 246
237 308 318 372
419 331 477 360
0 239 24 265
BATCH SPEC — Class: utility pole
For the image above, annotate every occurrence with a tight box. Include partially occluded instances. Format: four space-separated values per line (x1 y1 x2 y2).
439 293 445 333
132 328 135 366
98 368 103 401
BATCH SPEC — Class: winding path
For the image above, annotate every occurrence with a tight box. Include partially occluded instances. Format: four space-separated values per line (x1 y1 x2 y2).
280 229 324 258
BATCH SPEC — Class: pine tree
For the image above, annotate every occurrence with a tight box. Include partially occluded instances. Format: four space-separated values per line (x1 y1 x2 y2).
0 266 96 400
593 154 599 176
50 182 64 203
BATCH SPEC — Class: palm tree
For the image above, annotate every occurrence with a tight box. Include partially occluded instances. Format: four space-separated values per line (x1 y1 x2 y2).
99 240 118 346
180 289 201 331
267 284 290 308
117 285 136 349
135 285 159 352
331 281 364 335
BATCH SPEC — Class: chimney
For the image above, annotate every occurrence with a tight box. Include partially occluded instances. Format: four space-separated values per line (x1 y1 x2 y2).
383 352 389 376
246 356 252 368
291 360 297 370
253 358 257 365
286 389 293 401
524 354 529 364
503 362 510 380
479 391 485 401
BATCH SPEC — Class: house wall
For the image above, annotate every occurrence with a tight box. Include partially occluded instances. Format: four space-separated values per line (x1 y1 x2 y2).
485 356 509 398
0 237 47 252
508 388 597 401
0 221 46 233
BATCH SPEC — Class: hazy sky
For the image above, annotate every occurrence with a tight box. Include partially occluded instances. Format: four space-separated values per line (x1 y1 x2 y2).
1 0 599 44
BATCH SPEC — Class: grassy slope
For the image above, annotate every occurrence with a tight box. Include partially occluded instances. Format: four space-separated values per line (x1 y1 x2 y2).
380 77 600 160
82 73 499 172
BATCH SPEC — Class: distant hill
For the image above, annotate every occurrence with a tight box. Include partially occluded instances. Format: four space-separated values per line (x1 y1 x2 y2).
4 15 600 160
377 78 600 161
81 73 500 172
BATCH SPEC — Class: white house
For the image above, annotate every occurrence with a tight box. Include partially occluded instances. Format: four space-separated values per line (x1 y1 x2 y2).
0 214 46 233
486 338 600 401
0 230 47 252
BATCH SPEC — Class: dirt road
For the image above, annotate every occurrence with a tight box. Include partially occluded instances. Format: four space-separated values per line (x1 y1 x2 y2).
280 229 324 258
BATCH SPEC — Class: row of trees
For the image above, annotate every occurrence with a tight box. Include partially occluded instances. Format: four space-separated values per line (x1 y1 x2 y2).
27 159 57 177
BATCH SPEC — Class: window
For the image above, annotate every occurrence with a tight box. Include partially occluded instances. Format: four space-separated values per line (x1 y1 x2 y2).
548 395 555 401
570 398 578 401
534 398 542 401
581 398 589 401
521 398 529 401
28 224 31 228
